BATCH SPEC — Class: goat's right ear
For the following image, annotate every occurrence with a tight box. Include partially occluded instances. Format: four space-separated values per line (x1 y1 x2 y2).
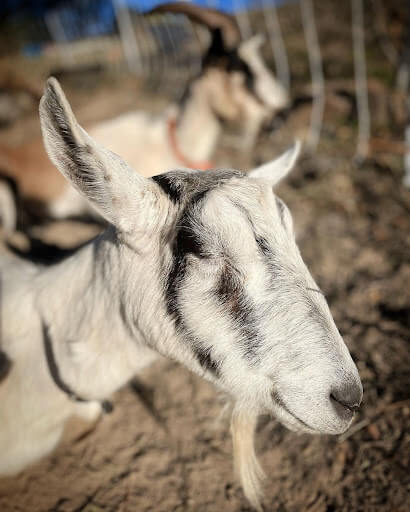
39 78 159 233
248 140 301 185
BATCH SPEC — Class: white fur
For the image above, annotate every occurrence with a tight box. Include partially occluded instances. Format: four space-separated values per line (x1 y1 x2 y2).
0 80 362 511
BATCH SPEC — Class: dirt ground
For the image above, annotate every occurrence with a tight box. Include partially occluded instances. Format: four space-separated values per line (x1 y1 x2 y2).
0 1 409 511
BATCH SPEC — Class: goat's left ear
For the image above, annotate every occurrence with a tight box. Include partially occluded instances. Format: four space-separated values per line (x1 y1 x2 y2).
248 140 301 186
39 77 160 233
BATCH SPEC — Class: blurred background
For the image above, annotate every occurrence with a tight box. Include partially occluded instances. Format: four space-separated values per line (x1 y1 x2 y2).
0 1 409 511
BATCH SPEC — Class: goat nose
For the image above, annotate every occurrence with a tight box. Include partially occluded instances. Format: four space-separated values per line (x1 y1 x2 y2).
330 380 363 413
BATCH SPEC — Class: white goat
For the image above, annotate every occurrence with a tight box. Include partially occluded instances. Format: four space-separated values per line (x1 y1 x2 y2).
0 3 288 226
0 79 362 510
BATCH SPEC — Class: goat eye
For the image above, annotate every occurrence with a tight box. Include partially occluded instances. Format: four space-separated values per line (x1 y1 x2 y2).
176 225 222 261
193 249 224 263
194 249 221 261
175 227 202 257
175 226 201 256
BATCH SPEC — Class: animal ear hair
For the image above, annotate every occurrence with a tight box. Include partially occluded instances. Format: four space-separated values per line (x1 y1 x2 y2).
39 77 158 233
248 140 301 186
242 33 266 52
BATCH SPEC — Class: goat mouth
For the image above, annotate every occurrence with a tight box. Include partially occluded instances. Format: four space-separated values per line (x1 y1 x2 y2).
271 391 356 435
271 390 317 433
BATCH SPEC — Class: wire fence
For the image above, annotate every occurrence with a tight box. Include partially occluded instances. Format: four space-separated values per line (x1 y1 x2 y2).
1 0 409 175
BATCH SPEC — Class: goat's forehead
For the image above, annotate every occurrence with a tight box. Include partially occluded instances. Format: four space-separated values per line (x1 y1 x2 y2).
152 168 245 204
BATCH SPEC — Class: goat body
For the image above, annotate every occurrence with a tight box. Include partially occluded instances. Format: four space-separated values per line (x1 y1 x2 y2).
0 234 157 476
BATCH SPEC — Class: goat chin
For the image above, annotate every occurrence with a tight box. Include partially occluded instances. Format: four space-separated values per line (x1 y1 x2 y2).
231 408 265 511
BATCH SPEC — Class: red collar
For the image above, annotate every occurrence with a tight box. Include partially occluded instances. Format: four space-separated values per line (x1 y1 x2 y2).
167 118 214 171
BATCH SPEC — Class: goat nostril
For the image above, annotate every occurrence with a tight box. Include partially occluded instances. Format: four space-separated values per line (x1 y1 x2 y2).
330 380 363 414
330 393 361 413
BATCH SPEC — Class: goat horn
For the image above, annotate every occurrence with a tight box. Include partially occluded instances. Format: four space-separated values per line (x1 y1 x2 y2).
148 2 241 50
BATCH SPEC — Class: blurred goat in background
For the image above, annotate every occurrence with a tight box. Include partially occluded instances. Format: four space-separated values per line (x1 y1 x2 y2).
0 3 288 229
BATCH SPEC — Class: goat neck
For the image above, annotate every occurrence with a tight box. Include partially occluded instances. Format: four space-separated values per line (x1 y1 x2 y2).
173 79 221 165
35 228 164 401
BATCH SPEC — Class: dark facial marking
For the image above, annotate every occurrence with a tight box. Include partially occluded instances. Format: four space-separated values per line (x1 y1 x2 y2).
176 203 206 258
204 29 254 86
179 26 266 114
0 350 12 383
228 54 255 94
166 170 244 310
231 200 276 262
215 262 261 361
165 189 207 320
164 170 244 376
255 232 331 336
231 200 281 285
255 234 272 259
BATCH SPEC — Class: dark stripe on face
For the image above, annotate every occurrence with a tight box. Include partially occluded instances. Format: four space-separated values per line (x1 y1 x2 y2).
175 191 207 258
152 174 182 203
255 234 281 275
254 234 271 259
232 200 277 264
248 210 331 335
165 190 206 319
165 190 221 376
165 170 245 311
163 170 246 376
215 263 261 361
232 200 281 277
254 228 330 337
204 29 257 98
227 54 255 95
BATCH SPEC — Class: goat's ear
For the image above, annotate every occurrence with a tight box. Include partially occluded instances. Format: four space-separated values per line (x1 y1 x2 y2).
239 33 266 54
39 77 159 233
248 140 301 185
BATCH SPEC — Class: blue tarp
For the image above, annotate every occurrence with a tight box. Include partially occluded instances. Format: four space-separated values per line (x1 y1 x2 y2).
1 1 295 41
1 0 293 16
126 0 291 14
